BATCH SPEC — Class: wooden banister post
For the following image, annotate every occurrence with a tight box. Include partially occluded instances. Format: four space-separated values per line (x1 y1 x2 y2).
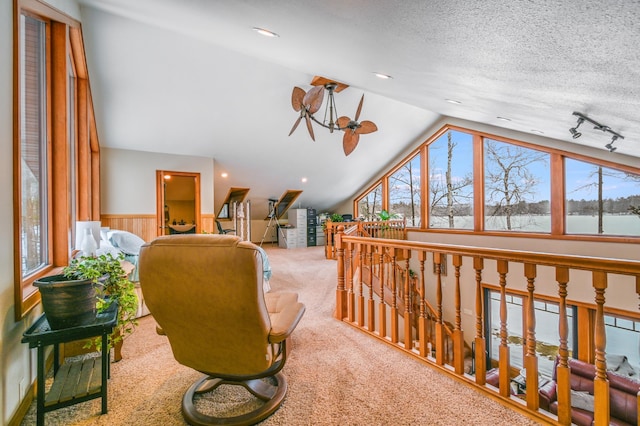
524 263 539 410
334 225 346 320
367 245 375 333
404 250 412 350
556 267 571 425
497 259 510 398
474 257 486 385
418 251 428 357
390 248 399 343
346 242 355 323
434 252 445 365
593 271 610 426
453 255 465 374
378 244 386 338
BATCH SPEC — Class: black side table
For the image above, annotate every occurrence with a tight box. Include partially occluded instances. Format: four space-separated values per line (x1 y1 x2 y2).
22 302 118 426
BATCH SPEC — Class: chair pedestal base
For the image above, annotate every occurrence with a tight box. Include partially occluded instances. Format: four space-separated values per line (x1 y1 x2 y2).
182 372 288 426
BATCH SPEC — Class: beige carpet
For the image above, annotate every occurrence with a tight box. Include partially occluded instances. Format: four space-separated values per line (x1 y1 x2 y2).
21 245 544 425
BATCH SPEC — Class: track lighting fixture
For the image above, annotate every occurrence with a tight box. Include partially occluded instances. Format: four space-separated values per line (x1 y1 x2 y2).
569 117 584 139
569 112 625 152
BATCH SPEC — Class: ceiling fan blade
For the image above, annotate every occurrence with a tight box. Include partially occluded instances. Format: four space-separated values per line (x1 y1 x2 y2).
288 116 303 136
291 87 305 111
356 120 378 135
337 116 351 129
305 114 315 141
303 86 325 114
343 131 359 156
354 94 364 121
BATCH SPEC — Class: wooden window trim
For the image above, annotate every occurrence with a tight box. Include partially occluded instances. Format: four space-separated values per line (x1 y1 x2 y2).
354 123 640 243
13 0 99 320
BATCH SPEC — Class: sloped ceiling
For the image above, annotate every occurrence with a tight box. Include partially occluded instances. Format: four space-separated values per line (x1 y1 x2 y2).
78 0 640 218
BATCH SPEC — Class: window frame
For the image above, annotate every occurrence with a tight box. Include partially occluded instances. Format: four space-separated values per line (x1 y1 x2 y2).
13 1 100 320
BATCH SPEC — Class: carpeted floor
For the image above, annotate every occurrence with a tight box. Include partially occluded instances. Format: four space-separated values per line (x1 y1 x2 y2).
21 245 544 425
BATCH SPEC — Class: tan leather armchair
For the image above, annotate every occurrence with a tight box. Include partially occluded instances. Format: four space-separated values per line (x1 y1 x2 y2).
139 234 305 425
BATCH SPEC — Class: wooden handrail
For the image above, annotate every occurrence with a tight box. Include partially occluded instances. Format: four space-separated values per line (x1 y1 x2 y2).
324 219 407 259
334 226 640 425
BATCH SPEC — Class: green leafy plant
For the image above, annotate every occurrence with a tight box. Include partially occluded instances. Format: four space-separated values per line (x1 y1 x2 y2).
64 253 138 350
376 209 399 221
330 213 344 222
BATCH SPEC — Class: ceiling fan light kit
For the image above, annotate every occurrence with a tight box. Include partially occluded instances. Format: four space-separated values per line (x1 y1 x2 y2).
288 76 378 156
569 111 625 153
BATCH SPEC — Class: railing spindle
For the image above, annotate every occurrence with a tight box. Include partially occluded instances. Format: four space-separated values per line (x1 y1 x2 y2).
335 225 346 320
593 271 610 425
497 260 510 398
474 257 486 385
434 252 445 365
555 266 571 425
367 245 375 332
524 263 539 409
453 255 464 374
404 250 412 350
346 242 355 323
357 246 365 326
390 249 399 343
418 251 428 357
378 244 386 337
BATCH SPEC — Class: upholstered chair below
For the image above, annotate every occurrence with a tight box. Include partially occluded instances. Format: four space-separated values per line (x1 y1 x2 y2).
139 234 305 426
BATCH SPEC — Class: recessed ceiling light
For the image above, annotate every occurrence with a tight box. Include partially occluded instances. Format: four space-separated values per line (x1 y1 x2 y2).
221 172 228 178
531 129 545 135
445 99 462 104
373 72 393 79
164 174 171 180
497 116 511 122
301 177 308 183
252 27 279 38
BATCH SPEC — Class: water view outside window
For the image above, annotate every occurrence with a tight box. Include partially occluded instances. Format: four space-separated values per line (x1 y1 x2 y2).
357 183 382 221
565 158 640 236
488 291 575 378
20 14 48 278
388 153 421 226
484 139 550 232
429 130 474 229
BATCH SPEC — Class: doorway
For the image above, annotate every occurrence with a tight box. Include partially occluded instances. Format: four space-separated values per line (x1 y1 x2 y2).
156 170 201 237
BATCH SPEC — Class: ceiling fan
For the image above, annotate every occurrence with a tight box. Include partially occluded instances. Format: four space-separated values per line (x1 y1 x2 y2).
288 77 378 156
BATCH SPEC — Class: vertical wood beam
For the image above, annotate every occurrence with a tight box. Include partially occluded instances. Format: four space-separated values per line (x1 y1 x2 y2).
335 225 346 320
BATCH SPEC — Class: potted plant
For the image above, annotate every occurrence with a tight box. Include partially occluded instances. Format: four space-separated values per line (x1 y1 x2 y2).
62 253 138 355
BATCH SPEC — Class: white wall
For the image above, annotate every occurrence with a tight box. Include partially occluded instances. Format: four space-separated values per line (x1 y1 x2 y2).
101 147 215 215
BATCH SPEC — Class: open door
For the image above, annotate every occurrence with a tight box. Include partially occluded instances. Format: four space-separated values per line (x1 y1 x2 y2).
156 171 201 237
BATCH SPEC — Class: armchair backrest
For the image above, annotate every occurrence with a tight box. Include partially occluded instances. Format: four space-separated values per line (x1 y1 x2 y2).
139 234 273 376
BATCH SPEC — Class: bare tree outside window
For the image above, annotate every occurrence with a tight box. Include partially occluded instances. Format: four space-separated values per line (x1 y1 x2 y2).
566 159 640 235
429 131 473 228
357 183 382 221
484 139 550 231
388 154 421 226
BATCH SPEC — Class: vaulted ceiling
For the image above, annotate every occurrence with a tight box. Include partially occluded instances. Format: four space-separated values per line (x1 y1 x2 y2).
77 0 640 218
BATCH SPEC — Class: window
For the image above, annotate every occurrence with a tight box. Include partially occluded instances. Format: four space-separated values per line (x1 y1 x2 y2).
14 5 100 319
605 313 640 371
357 183 382 221
565 159 640 236
428 130 474 229
486 289 576 378
388 153 421 226
18 13 49 285
484 139 550 232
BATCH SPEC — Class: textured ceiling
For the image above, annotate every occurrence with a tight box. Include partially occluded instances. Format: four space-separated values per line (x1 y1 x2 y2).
77 0 640 217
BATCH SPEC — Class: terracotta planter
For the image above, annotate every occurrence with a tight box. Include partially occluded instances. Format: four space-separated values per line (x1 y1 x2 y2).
34 274 105 330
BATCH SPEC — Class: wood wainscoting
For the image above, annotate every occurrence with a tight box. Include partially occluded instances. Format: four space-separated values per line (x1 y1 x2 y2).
101 214 216 241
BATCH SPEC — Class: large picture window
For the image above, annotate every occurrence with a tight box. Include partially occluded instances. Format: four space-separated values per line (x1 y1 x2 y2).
428 130 474 229
483 139 550 232
357 183 382 221
565 158 640 236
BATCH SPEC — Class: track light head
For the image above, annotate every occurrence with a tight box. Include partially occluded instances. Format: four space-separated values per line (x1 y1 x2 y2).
605 143 617 152
569 127 582 139
569 117 584 139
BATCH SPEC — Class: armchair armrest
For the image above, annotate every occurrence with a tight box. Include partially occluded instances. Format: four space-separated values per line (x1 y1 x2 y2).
539 379 557 411
268 300 305 344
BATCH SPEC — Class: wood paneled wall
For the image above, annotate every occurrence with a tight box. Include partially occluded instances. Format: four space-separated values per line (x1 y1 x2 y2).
101 214 216 241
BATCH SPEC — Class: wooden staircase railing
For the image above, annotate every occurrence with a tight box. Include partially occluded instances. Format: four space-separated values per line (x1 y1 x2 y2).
333 226 640 425
324 219 406 259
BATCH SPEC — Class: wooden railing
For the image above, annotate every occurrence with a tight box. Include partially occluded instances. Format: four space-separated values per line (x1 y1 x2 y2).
333 227 640 425
324 219 406 259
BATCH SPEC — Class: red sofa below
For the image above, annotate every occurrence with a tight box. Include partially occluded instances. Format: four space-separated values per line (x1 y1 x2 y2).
539 357 639 426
